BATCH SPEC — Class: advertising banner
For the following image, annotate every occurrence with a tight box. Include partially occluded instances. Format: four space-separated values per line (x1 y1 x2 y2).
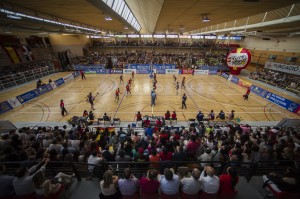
54 78 64 87
209 71 218 75
7 97 22 108
194 70 209 75
137 69 150 74
156 69 166 74
50 82 57 89
33 84 53 96
84 70 96 74
220 72 229 79
228 75 239 84
166 69 179 74
96 69 107 74
251 85 300 114
153 64 176 70
264 62 300 76
63 74 74 83
182 69 194 74
74 65 105 70
110 69 123 74
16 91 38 104
238 79 252 88
0 101 13 114
123 69 136 74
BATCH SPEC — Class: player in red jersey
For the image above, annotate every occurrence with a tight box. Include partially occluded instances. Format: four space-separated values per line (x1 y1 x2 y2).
60 99 68 116
243 87 251 100
132 71 135 79
181 77 186 89
114 88 120 102
126 84 131 96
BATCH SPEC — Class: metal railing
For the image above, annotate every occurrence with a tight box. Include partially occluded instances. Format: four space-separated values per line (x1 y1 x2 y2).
0 66 56 90
2 160 298 183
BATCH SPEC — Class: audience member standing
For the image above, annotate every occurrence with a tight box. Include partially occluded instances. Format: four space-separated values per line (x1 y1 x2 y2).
218 167 239 197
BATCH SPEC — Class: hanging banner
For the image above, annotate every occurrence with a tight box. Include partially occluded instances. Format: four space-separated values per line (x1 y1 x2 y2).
264 62 300 76
4 47 21 64
166 69 179 74
123 69 136 74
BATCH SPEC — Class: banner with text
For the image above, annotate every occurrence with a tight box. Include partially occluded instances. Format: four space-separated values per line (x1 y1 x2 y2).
16 91 38 104
110 69 123 74
264 62 300 76
123 69 137 74
251 85 300 114
0 101 13 114
194 70 209 75
74 65 106 70
54 78 65 87
166 69 179 74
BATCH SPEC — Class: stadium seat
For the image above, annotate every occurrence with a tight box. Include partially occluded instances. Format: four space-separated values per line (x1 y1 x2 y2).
112 118 121 126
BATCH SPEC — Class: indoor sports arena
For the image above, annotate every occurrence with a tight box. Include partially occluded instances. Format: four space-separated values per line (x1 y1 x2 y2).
0 1 300 199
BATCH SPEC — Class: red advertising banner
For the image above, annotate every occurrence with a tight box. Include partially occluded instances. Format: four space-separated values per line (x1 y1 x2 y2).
182 69 194 74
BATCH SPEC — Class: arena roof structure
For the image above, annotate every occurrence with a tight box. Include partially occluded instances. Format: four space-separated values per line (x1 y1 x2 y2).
0 0 300 37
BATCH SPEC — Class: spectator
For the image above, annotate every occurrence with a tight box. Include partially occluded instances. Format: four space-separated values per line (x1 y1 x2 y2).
139 169 160 197
99 170 121 199
200 166 220 194
13 159 49 195
118 168 139 196
180 168 202 195
0 163 15 196
87 150 103 180
158 168 180 196
218 167 239 197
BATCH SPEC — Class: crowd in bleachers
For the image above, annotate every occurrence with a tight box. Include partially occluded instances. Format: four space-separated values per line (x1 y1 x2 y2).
93 40 240 49
71 51 227 68
0 116 300 198
249 69 300 95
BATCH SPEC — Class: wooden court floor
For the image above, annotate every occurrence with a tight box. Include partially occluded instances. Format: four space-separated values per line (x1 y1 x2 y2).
1 72 300 124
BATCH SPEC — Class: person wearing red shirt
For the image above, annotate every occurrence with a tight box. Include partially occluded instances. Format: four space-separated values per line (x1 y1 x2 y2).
136 111 142 121
139 169 160 197
80 70 86 80
171 111 177 120
165 110 170 120
218 167 239 197
114 88 120 102
186 135 200 158
126 84 131 96
159 147 173 161
149 150 160 169
60 99 68 116
243 87 251 100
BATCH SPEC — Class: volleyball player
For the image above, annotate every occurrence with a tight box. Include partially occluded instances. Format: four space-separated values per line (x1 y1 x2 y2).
60 99 68 116
120 74 124 84
132 71 135 79
182 93 187 109
243 87 251 100
87 92 95 110
114 88 120 102
176 82 180 95
126 84 131 96
181 77 186 89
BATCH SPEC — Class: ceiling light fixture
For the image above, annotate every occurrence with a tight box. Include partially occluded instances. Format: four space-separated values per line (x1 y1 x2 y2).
0 9 100 33
202 14 210 22
6 14 22 20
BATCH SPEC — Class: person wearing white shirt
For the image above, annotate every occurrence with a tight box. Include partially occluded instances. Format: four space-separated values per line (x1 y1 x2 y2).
158 168 180 195
87 150 103 180
198 149 212 168
200 166 220 194
13 159 49 195
180 168 202 195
